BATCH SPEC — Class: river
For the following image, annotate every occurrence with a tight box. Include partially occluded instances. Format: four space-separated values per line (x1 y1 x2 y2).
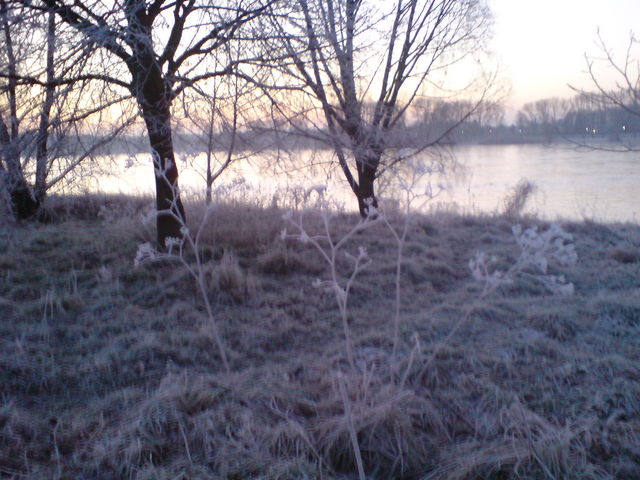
90 143 639 223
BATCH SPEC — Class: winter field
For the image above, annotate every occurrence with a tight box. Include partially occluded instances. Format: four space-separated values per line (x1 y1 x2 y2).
0 193 639 479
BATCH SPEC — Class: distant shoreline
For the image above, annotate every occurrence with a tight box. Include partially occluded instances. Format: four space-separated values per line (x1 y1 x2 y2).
70 131 640 156
450 132 640 147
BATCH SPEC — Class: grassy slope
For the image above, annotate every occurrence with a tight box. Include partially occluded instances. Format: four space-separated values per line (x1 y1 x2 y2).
0 195 639 479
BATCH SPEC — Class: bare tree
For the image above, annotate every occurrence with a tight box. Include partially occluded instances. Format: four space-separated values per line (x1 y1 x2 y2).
22 0 269 246
573 30 640 150
261 0 493 216
177 79 239 205
175 48 261 205
0 0 37 218
0 1 129 219
516 97 570 138
412 98 503 142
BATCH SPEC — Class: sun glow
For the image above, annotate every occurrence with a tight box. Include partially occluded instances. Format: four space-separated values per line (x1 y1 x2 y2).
489 0 640 118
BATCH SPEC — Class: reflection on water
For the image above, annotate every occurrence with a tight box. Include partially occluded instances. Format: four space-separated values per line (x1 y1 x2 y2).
452 144 639 223
88 143 639 223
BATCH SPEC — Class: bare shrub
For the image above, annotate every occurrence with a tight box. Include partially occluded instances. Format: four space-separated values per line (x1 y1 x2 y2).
379 158 445 363
470 223 578 296
205 250 259 303
502 179 537 218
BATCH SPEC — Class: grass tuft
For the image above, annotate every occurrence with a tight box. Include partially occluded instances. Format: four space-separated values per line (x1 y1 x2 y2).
607 245 640 263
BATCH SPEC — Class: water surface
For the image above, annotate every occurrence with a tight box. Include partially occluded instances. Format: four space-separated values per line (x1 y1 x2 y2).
92 143 639 223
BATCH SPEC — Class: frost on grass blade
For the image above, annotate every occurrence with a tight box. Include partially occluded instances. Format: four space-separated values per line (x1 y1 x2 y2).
165 236 183 254
468 252 505 290
134 242 158 267
140 208 157 226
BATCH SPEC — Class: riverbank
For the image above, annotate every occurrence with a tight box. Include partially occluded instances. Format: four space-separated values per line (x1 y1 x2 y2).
1 194 639 479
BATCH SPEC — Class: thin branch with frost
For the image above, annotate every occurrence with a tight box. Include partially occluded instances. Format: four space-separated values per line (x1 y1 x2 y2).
133 166 231 373
281 201 378 368
379 157 445 369
569 30 640 152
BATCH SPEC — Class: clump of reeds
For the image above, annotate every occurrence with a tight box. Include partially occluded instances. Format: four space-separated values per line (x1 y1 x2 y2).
502 178 537 218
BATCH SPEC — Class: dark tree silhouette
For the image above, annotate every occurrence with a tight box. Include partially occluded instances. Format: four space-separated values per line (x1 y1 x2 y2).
1 1 127 219
263 0 492 216
570 31 640 147
23 0 268 246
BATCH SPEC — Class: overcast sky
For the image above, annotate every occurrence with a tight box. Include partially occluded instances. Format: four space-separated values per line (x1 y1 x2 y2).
489 0 640 116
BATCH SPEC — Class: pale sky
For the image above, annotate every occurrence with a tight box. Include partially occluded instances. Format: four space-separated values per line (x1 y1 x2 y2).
489 0 640 116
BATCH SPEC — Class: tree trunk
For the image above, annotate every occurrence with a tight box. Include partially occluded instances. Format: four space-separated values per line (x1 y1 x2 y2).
354 149 380 218
1 159 40 219
205 102 215 205
0 119 39 219
129 50 186 248
0 0 38 219
34 8 56 205
140 103 186 248
356 163 378 217
10 184 40 219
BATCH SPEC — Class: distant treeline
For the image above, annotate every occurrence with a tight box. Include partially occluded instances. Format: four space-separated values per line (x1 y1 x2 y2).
514 96 640 137
46 94 640 156
395 95 640 145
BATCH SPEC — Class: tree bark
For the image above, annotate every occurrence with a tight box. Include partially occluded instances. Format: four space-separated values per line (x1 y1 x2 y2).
0 0 38 219
34 8 56 204
355 154 378 217
9 184 40 219
140 102 186 248
0 117 39 219
128 41 186 248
